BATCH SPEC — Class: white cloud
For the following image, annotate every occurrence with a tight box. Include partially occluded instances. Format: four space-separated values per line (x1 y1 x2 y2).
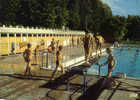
102 0 114 6
102 0 125 15
102 0 129 16
102 0 140 16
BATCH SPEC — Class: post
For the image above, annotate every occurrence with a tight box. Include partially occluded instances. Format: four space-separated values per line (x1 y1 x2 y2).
66 70 70 91
83 69 87 94
41 52 44 68
37 34 39 40
32 34 33 42
98 65 101 76
14 34 16 52
21 33 23 42
45 34 47 46
41 34 42 38
0 33 1 55
46 52 49 68
7 34 10 55
27 34 28 42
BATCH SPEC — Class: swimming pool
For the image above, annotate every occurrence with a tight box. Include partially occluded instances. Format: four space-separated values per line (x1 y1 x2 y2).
88 46 140 78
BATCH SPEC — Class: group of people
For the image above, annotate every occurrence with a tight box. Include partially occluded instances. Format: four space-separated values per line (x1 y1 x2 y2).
23 38 65 80
83 31 118 87
23 31 117 87
83 31 104 64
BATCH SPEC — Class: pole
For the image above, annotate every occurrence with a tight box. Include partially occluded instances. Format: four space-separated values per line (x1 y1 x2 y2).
0 33 1 55
98 65 101 76
46 52 49 68
14 34 16 53
7 34 10 55
41 52 44 68
83 69 87 94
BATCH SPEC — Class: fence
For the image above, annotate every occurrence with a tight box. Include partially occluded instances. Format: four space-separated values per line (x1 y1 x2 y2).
0 25 85 55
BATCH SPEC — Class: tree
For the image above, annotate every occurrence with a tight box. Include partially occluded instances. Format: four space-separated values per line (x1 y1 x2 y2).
126 15 140 41
1 0 21 25
101 16 127 42
88 1 112 33
54 0 69 28
67 0 81 30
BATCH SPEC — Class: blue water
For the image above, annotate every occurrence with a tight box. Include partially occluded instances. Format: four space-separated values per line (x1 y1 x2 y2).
88 46 140 78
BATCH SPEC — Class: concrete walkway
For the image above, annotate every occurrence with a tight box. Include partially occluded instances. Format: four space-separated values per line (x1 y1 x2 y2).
0 46 84 74
0 65 140 100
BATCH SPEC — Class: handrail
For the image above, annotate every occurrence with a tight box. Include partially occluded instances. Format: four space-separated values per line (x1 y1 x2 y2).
95 62 101 76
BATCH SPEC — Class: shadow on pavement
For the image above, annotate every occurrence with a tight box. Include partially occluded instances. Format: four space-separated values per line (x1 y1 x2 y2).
40 70 78 89
0 73 51 81
77 78 105 100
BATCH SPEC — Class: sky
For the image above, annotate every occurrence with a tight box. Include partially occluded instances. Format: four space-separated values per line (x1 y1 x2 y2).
102 0 140 16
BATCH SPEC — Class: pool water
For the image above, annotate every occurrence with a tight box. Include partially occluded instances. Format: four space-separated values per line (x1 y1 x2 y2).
88 46 140 78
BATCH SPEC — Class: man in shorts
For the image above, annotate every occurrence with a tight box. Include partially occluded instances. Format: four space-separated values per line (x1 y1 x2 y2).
23 43 32 76
51 45 65 80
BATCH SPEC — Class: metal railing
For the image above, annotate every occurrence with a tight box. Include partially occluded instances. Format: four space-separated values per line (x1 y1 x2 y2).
40 51 56 69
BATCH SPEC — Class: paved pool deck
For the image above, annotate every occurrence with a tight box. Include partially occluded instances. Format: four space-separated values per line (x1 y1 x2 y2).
0 45 140 100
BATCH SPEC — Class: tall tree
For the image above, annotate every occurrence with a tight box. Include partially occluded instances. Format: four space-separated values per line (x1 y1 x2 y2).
1 0 21 25
67 0 80 30
126 15 140 40
101 16 127 42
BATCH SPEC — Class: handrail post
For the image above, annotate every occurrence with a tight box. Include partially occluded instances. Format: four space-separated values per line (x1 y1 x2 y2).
41 52 44 68
98 65 101 76
83 69 87 94
46 52 49 68
66 69 70 91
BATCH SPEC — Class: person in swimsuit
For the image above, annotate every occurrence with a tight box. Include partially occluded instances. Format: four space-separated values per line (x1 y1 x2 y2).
51 45 65 80
23 43 32 76
101 47 116 78
83 31 93 64
100 47 118 88
95 34 104 56
33 45 40 65
51 38 56 53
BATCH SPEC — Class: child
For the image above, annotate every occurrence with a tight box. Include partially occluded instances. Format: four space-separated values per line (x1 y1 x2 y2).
101 48 116 78
83 32 93 64
100 48 117 88
33 45 40 65
50 38 56 53
23 43 32 76
95 35 104 56
51 45 65 80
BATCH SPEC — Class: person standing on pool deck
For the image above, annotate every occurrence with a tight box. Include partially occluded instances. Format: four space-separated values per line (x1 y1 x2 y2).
23 43 33 76
99 47 117 88
95 34 104 56
33 45 40 65
83 31 93 64
50 38 56 53
100 47 116 78
51 45 65 80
